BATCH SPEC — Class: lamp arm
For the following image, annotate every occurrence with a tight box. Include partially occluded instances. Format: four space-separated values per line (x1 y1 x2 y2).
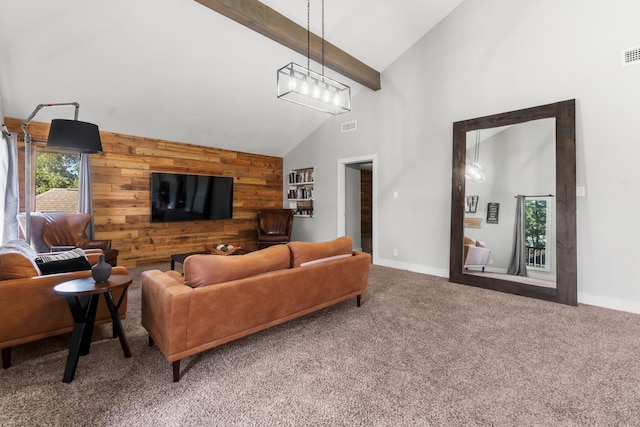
20 102 80 245
22 102 80 130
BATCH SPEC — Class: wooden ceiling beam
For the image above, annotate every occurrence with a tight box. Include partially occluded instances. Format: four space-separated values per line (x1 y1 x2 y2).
194 0 381 91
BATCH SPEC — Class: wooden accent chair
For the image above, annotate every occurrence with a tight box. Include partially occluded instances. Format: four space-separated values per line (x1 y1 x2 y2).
257 209 294 249
18 212 118 266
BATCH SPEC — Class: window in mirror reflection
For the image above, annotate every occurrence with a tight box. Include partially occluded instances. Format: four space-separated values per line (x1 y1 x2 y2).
525 199 549 271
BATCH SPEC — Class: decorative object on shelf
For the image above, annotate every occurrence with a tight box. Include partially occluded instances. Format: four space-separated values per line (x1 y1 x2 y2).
288 167 314 217
487 202 500 224
464 217 482 229
21 102 102 245
276 0 351 115
91 253 112 283
465 195 479 213
465 129 486 183
206 243 239 256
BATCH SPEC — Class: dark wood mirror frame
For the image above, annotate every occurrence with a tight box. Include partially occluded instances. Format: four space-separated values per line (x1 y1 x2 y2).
449 99 577 305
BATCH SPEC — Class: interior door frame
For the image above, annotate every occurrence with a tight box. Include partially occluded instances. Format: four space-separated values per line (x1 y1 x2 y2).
337 154 378 264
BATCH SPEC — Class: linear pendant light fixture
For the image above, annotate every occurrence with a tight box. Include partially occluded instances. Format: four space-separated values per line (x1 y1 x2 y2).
277 0 351 114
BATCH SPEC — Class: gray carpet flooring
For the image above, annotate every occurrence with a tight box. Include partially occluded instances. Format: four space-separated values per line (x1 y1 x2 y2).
2 263 640 426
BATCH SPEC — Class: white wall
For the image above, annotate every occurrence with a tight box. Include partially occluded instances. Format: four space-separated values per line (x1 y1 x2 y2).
0 87 4 123
284 0 640 312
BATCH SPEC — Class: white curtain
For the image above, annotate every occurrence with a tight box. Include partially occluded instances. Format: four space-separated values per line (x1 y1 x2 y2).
507 195 528 277
77 153 96 239
1 127 19 244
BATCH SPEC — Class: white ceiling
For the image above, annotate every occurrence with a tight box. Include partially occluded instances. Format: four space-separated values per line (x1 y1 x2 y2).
0 0 463 157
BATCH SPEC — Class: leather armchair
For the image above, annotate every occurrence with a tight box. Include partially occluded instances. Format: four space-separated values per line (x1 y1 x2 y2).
18 212 118 266
257 209 294 249
0 242 128 369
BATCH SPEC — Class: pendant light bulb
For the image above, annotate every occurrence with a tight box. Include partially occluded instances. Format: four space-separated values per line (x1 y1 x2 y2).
465 130 486 183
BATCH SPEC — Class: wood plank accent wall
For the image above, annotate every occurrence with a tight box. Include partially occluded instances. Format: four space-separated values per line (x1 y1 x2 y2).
5 118 284 268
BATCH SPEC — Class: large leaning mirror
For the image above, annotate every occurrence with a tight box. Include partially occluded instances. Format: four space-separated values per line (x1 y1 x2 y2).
449 100 577 305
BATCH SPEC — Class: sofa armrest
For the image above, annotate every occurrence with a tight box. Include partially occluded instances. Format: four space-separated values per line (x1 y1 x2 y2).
49 245 76 252
0 266 128 346
81 240 112 250
85 249 105 266
141 270 193 362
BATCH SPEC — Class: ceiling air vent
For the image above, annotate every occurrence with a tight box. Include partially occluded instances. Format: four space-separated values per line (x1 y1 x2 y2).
622 46 640 66
341 120 357 133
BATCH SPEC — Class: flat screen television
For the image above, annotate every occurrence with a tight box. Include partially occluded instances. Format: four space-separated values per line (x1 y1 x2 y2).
150 172 233 222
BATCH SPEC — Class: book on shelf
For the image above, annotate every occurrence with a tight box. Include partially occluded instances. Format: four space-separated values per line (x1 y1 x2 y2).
288 188 314 199
288 169 313 184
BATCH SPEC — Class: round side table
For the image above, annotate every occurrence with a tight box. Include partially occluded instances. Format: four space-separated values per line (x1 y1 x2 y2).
54 274 132 383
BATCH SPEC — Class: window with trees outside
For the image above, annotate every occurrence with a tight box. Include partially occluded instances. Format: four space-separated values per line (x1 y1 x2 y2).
35 150 80 212
525 199 549 271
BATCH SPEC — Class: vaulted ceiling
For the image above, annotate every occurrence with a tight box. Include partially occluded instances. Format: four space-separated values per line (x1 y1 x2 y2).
0 0 463 157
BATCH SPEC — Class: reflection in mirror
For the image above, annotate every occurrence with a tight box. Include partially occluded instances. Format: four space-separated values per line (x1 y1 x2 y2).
463 119 556 288
449 99 576 306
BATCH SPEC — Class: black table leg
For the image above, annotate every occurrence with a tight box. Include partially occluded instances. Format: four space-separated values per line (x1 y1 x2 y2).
80 295 99 355
62 294 99 383
103 289 132 358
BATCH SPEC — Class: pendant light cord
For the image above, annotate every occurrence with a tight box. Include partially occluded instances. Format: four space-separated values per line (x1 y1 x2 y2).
307 0 310 72
306 0 326 78
475 130 481 163
321 0 325 77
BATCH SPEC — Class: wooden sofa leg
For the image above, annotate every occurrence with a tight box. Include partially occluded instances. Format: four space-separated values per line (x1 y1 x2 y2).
173 360 181 382
148 335 154 347
2 347 11 369
356 295 361 307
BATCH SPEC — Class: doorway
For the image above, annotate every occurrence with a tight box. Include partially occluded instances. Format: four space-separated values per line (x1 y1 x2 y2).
337 155 377 263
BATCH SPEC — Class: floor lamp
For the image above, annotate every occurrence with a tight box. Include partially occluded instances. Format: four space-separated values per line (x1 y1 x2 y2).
21 103 103 245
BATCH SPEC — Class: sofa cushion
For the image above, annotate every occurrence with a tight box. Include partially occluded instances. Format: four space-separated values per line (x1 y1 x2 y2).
35 248 92 275
0 240 40 280
184 244 290 288
464 236 486 248
287 236 353 268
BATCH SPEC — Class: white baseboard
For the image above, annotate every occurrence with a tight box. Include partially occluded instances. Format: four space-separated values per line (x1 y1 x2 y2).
374 258 449 279
374 260 640 315
578 293 640 314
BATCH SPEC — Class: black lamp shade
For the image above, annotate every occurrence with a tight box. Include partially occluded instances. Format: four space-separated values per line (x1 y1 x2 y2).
47 119 103 153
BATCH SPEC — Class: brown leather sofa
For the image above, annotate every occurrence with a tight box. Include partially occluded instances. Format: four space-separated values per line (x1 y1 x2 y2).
0 241 128 369
18 212 119 266
142 236 370 382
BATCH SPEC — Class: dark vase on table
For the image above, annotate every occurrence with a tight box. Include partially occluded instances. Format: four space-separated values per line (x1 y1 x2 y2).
91 253 112 282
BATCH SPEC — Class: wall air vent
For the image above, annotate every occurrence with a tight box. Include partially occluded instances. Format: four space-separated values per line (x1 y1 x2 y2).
622 46 640 66
341 120 357 133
